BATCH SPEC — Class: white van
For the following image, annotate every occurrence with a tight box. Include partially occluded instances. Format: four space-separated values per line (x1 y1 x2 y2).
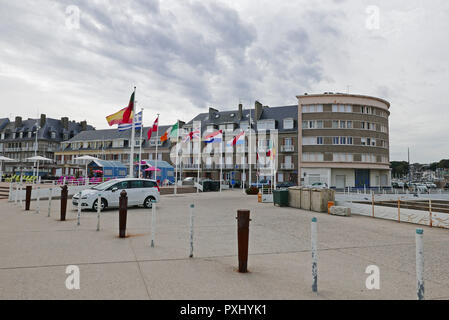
72 178 160 211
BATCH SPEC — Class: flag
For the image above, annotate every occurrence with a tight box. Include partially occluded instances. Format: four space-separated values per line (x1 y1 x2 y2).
183 128 200 143
106 91 135 126
118 111 142 132
204 130 222 144
147 116 159 140
106 107 134 126
227 131 245 147
160 128 170 142
170 122 179 138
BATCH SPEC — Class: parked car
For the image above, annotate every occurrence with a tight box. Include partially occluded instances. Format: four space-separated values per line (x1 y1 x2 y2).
445 182 449 190
425 182 437 189
182 177 196 186
310 182 328 189
72 178 160 211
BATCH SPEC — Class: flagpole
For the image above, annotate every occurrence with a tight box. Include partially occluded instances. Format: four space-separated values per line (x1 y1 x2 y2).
249 104 252 188
155 114 160 184
220 138 223 192
138 108 144 178
175 120 179 195
197 122 201 193
129 87 136 178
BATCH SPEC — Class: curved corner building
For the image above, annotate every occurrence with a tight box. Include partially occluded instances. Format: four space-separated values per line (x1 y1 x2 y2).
297 93 390 188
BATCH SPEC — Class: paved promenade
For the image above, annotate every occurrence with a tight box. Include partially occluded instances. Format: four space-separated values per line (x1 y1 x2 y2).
0 190 448 300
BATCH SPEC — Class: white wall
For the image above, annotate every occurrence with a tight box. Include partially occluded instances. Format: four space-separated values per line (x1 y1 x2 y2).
331 169 355 188
302 167 331 186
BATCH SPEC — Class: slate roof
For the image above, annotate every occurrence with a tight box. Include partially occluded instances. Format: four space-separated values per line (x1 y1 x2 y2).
185 105 298 133
68 125 174 149
0 117 94 142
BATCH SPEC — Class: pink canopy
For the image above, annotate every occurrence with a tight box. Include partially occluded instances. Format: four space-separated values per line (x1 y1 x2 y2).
145 166 161 172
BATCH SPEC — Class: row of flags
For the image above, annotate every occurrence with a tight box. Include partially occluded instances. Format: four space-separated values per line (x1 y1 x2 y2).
105 91 275 154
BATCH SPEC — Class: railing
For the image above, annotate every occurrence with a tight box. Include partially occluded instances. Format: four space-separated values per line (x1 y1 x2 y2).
281 163 294 170
281 145 295 152
183 164 199 170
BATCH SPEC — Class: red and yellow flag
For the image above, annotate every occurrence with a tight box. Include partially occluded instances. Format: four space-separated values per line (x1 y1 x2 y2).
106 91 135 126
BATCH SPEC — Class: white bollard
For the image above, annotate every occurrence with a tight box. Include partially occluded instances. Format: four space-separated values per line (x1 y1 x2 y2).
416 229 424 300
150 200 156 247
96 194 101 231
77 192 81 226
189 204 195 258
311 217 318 293
19 183 23 208
36 186 40 214
14 183 18 205
48 188 53 217
9 182 13 202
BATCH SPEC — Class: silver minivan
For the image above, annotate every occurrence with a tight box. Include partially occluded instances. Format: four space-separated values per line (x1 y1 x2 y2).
72 178 160 211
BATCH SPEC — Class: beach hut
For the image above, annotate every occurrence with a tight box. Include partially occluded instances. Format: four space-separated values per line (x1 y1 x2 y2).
88 160 128 179
142 160 174 185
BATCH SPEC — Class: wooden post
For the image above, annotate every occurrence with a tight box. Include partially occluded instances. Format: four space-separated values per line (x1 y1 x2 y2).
429 199 432 227
398 199 401 223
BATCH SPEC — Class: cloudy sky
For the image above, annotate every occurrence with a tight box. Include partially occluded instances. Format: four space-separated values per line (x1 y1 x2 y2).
0 0 448 163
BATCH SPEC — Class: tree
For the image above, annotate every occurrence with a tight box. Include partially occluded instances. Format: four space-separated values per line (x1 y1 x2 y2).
390 161 409 177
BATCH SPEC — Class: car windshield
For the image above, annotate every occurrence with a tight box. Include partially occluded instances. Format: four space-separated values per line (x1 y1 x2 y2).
91 180 119 191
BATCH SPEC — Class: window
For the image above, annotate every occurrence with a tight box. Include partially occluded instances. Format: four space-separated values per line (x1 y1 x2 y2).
283 119 294 130
130 180 144 189
302 105 323 113
316 137 323 145
340 121 346 129
333 137 340 145
284 138 293 145
302 153 324 162
361 138 366 146
347 121 353 129
316 120 323 129
361 122 366 129
332 121 339 129
347 137 353 145
371 139 376 146
334 153 353 162
340 137 346 145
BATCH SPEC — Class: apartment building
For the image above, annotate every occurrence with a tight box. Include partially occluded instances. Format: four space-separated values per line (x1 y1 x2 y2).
55 125 175 176
181 102 298 185
0 115 92 175
298 93 391 188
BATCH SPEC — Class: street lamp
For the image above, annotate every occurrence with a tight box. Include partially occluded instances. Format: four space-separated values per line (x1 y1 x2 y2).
33 122 40 177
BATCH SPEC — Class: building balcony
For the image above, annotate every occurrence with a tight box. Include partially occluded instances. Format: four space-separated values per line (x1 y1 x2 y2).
183 164 200 170
281 145 295 152
280 163 294 170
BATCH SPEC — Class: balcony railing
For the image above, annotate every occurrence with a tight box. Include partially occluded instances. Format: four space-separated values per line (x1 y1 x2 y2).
281 145 294 152
183 164 200 170
281 163 294 170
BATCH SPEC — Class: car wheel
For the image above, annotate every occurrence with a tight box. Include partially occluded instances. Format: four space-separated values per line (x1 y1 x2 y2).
144 196 156 209
92 198 107 212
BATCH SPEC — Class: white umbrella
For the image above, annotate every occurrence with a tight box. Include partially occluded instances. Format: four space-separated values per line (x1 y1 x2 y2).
0 156 14 183
26 156 52 183
74 155 99 183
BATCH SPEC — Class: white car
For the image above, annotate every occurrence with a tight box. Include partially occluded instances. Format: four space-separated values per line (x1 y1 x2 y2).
310 182 328 189
72 178 160 211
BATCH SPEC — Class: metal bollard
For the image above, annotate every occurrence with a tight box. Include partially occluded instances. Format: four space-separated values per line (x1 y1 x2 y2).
25 185 32 211
236 209 251 273
119 190 128 238
311 217 318 293
60 185 68 221
96 194 101 231
14 183 18 205
48 188 53 217
77 192 81 226
189 204 194 258
150 200 157 247
36 186 40 214
416 229 424 300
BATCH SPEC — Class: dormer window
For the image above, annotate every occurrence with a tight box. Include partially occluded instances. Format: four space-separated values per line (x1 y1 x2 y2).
283 119 294 130
19 132 23 139
51 132 56 139
28 132 32 138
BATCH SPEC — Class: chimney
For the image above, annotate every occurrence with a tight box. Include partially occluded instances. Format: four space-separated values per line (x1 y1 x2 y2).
40 114 46 127
61 117 69 130
209 107 219 119
238 104 243 120
80 121 87 131
255 101 263 121
15 116 22 128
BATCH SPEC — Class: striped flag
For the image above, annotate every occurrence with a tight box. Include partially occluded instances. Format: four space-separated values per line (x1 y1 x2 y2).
183 128 201 143
118 111 142 132
227 131 245 147
204 130 222 143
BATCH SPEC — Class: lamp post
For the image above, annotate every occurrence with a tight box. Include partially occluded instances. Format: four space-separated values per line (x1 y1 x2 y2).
33 122 40 177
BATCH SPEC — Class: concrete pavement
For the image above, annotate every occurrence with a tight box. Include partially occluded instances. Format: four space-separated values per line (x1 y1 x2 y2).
0 190 448 300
